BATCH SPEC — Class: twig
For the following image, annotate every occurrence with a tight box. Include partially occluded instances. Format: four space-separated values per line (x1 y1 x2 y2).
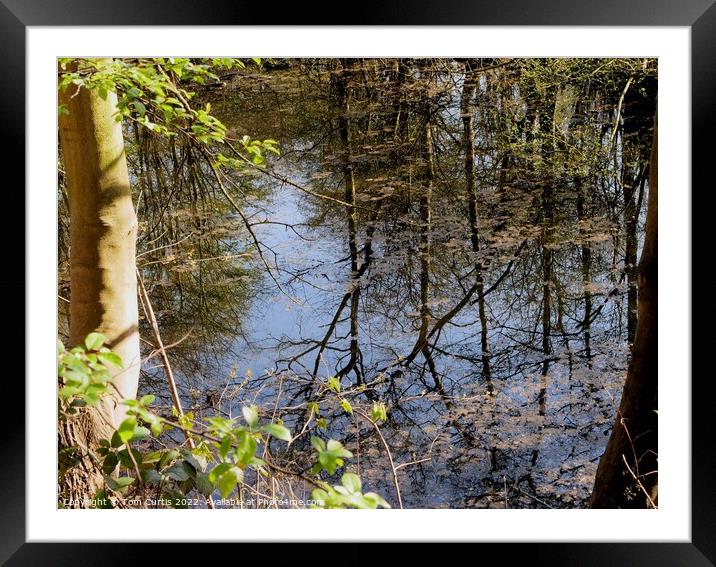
136 270 185 419
197 146 299 304
136 268 215 509
619 413 658 509
394 457 432 471
224 139 357 209
394 432 439 471
513 482 553 508
125 441 143 483
144 326 195 361
355 408 403 509
621 455 657 509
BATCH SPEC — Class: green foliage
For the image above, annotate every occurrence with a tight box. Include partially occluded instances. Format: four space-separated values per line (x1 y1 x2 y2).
58 58 280 170
241 404 259 428
59 333 389 508
261 423 292 442
57 334 120 410
310 436 353 475
59 58 232 139
311 473 390 509
339 398 353 416
327 376 341 393
238 136 280 166
370 401 388 423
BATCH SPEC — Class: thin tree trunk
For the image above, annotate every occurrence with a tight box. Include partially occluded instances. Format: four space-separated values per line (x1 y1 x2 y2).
623 151 640 344
538 85 555 401
416 63 443 393
529 76 557 470
461 60 492 393
576 179 593 365
58 62 140 503
336 59 363 383
418 121 438 389
590 109 658 508
417 117 433 349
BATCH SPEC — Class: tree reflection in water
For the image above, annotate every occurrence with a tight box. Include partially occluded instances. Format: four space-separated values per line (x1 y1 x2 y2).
58 58 656 508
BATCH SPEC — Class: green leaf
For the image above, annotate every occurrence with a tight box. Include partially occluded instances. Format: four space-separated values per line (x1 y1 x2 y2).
340 399 353 416
208 463 232 485
363 492 391 508
140 469 162 485
371 401 387 422
133 100 147 117
150 419 164 437
84 332 106 351
310 436 326 452
218 435 232 460
318 452 339 475
218 467 242 499
178 411 195 431
326 439 353 458
62 370 89 388
241 405 259 428
234 430 257 466
117 417 137 443
166 462 190 482
90 490 113 509
180 448 206 472
341 472 362 494
206 416 233 434
159 449 180 469
328 376 341 392
102 452 119 474
110 431 123 449
196 472 214 497
130 426 150 442
104 475 134 491
142 451 163 465
97 352 123 369
139 394 155 406
262 423 292 442
116 448 141 469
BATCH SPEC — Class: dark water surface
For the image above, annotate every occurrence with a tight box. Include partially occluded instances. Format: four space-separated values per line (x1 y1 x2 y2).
62 60 653 508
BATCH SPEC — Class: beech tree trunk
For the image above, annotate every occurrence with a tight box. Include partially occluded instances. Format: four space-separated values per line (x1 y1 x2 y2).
58 65 140 504
590 109 658 508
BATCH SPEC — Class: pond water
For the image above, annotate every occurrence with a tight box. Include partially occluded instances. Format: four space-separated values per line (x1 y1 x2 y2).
62 59 652 508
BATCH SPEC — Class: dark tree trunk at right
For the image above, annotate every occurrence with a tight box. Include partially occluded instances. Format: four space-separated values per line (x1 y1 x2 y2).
590 109 658 508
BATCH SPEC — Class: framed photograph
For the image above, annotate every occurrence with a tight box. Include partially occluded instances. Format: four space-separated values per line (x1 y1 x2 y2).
6 0 712 563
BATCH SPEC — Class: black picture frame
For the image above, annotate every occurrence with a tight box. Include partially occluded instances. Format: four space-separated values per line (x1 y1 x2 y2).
5 1 712 563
